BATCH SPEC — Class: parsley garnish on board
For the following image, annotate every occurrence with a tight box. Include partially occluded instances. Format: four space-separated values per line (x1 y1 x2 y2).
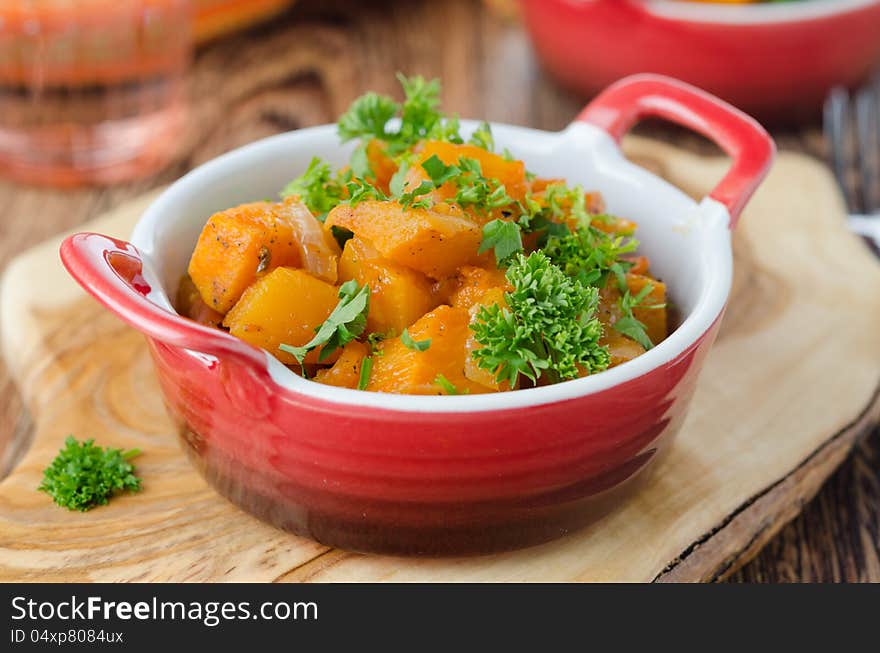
280 280 371 366
470 251 610 386
39 436 142 511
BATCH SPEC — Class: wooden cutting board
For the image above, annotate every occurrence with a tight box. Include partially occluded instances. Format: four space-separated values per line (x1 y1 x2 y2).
1 137 878 582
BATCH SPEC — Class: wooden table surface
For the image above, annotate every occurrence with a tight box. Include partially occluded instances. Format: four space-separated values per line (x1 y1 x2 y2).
0 0 877 582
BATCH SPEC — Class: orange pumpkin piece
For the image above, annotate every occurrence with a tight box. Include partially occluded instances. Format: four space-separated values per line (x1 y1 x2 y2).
448 265 510 311
597 273 667 366
416 140 527 202
314 341 369 389
627 273 667 346
626 255 651 276
325 200 482 279
599 331 646 369
188 201 303 313
529 177 566 193
592 214 637 236
529 183 612 232
338 237 436 334
464 286 514 392
367 306 491 395
366 139 398 194
223 267 341 365
177 275 224 328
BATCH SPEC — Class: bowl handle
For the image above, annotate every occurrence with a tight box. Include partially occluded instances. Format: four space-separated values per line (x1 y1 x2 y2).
576 73 775 228
60 232 267 369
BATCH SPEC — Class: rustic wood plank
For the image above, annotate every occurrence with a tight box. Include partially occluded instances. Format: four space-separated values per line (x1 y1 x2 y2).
0 0 876 581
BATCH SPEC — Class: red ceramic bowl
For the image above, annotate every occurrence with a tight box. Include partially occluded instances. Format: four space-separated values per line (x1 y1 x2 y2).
521 0 880 119
61 75 774 556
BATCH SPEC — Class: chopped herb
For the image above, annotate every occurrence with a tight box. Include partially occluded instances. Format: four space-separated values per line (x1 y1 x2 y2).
613 282 664 350
542 226 638 288
524 213 570 248
388 164 409 197
543 183 589 227
471 251 610 385
337 74 462 156
420 154 460 186
398 180 435 210
280 157 346 220
392 74 447 154
38 436 142 512
468 121 494 151
280 280 371 365
479 219 523 265
452 157 514 211
350 143 372 179
435 374 467 395
358 356 373 390
346 178 387 207
427 114 464 144
401 328 431 352
337 92 399 143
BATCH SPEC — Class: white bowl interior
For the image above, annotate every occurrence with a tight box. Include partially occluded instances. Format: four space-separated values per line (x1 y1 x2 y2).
132 120 732 412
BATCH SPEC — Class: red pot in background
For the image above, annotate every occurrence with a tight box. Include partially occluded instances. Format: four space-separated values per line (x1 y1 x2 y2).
520 0 880 120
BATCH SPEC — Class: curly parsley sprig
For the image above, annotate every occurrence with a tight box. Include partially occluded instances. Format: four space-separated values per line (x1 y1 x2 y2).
542 226 639 288
39 436 142 511
470 251 610 386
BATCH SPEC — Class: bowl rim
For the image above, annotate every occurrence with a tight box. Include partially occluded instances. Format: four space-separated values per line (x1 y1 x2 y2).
645 0 880 24
130 119 735 414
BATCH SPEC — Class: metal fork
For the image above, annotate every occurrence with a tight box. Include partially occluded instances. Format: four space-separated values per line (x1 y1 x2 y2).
824 73 880 252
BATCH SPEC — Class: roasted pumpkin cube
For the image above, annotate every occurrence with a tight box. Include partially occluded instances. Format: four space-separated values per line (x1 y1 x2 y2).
464 286 514 391
367 306 491 395
188 201 303 313
597 273 667 365
366 139 398 194
314 341 369 389
339 237 436 334
176 275 224 328
325 201 482 279
417 140 527 203
223 267 340 365
599 331 646 369
627 273 667 347
448 265 510 311
337 236 381 282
